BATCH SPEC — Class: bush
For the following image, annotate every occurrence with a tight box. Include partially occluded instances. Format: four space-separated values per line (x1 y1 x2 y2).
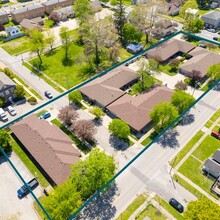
3 68 15 79
179 57 186 62
68 90 83 104
184 77 191 85
27 96 37 105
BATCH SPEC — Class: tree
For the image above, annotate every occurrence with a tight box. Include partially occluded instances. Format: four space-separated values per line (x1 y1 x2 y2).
14 85 25 98
109 119 130 139
58 106 79 126
68 90 83 104
71 120 97 141
42 180 82 220
45 29 56 52
114 0 126 44
184 198 220 220
169 59 180 72
90 106 104 119
0 23 5 31
207 63 220 81
59 27 73 61
0 130 11 153
184 17 204 33
48 11 61 24
70 148 115 199
122 23 143 43
74 0 94 24
0 97 5 106
148 58 160 73
28 29 46 65
171 90 195 114
179 0 198 18
187 69 202 87
150 102 179 132
175 80 188 91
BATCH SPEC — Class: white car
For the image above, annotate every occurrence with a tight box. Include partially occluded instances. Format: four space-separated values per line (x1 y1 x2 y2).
8 106 17 116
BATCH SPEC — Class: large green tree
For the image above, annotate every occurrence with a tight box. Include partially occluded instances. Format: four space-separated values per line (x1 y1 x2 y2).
109 119 130 139
70 148 115 199
0 130 11 153
171 90 195 114
184 17 204 33
114 0 126 44
42 181 82 220
207 63 220 81
28 29 46 65
90 106 104 119
14 85 25 98
68 90 83 104
122 23 143 43
184 198 220 220
150 102 179 132
179 0 198 18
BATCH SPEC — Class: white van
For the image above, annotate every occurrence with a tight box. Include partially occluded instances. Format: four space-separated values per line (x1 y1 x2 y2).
0 108 8 122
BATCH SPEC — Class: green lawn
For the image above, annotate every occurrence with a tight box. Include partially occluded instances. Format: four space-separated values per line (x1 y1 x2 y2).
116 194 147 220
199 9 211 16
119 48 132 61
10 136 49 188
141 136 152 147
1 36 30 55
170 130 204 167
154 195 184 220
135 203 166 220
51 119 91 154
204 108 220 128
178 156 218 199
159 64 178 76
192 136 220 161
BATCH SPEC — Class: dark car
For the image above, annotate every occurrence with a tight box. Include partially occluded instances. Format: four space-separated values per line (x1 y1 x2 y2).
213 37 218 41
17 178 39 198
169 198 184 213
211 131 220 140
39 111 51 119
44 91 53 99
198 44 207 48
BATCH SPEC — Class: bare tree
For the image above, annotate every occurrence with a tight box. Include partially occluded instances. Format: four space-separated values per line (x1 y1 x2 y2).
45 29 56 52
187 69 202 87
58 106 79 126
175 80 188 91
49 11 61 24
71 120 97 141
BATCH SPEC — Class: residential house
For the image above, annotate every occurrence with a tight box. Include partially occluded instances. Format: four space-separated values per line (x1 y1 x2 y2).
167 0 180 16
210 0 220 9
5 26 20 37
180 47 220 78
0 10 9 24
107 85 173 132
131 0 147 4
90 0 102 12
11 115 81 185
0 72 16 102
151 19 176 39
213 149 220 164
42 0 74 15
201 11 220 29
185 8 199 19
146 38 195 63
79 66 139 108
52 6 74 21
20 18 43 30
1 0 9 3
10 4 45 23
202 158 220 179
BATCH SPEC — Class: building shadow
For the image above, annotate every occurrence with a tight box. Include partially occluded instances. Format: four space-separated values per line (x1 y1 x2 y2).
74 183 118 220
157 129 180 148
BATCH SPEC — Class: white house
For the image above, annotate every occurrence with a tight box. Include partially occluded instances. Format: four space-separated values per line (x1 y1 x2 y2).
5 26 20 37
185 8 199 19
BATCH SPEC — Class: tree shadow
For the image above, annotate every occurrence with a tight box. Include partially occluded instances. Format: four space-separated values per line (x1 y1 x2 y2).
213 82 220 92
44 49 57 57
93 118 103 127
178 113 195 126
75 183 118 220
109 135 130 151
62 57 73 66
157 129 180 148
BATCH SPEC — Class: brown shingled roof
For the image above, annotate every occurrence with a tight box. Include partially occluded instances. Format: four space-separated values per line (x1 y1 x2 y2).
146 39 195 61
107 85 173 131
180 47 220 77
10 115 81 185
79 66 139 107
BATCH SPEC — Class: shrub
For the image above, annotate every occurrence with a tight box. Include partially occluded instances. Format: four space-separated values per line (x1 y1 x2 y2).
3 68 15 79
27 96 37 105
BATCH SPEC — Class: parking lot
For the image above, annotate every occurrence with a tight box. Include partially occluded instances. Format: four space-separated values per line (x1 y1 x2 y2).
0 153 42 219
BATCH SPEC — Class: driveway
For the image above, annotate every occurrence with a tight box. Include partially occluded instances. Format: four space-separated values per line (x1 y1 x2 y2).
0 153 42 220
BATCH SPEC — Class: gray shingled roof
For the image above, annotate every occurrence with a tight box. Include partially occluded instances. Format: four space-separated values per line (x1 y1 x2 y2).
213 149 220 164
202 11 220 20
11 4 44 15
42 0 69 6
0 72 16 90
0 10 7 16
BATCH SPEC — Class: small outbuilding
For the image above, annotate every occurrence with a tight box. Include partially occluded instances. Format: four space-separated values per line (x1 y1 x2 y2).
5 26 20 37
126 42 143 54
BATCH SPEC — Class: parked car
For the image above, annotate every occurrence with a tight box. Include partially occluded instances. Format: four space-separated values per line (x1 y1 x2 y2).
7 106 17 116
169 198 184 213
44 91 53 99
198 44 207 48
39 111 51 119
0 108 8 122
17 178 39 198
218 32 220 35
213 37 218 41
211 131 220 140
